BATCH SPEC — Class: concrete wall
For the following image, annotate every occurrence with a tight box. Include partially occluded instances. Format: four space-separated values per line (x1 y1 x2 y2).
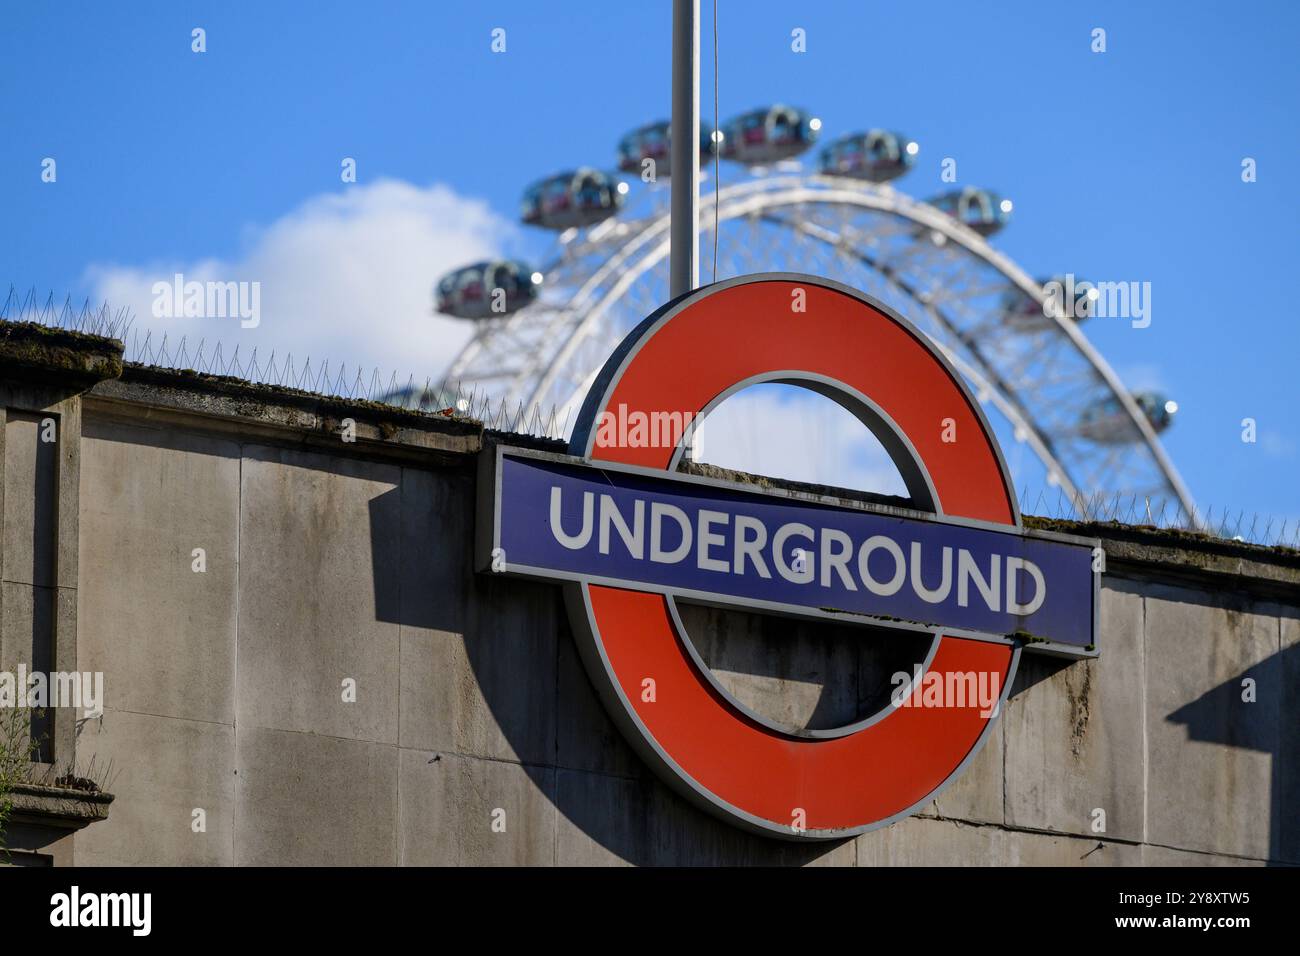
3 352 1296 866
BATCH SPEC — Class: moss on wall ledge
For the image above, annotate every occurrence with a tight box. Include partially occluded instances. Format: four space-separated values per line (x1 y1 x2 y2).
0 321 124 385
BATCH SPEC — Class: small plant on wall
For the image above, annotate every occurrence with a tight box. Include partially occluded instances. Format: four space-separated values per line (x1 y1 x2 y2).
0 707 41 852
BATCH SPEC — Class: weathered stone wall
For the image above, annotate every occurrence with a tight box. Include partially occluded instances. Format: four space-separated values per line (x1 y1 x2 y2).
2 342 1295 866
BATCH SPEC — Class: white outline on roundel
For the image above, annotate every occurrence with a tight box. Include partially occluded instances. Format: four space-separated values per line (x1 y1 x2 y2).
563 272 1024 840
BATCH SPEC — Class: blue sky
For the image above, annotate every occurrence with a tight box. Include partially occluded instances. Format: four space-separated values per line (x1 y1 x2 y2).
3 1 1297 522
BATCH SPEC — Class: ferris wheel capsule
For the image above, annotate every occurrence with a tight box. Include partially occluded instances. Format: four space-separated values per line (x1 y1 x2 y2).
928 187 1013 237
1079 392 1176 443
719 105 820 166
521 168 626 230
818 130 918 183
616 120 719 179
435 260 543 320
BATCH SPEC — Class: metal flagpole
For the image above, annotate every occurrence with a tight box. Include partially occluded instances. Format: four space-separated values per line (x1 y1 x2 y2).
670 0 700 299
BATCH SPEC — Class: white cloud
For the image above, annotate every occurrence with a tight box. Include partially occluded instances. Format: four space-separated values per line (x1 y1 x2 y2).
1260 431 1296 460
692 384 907 497
86 179 514 384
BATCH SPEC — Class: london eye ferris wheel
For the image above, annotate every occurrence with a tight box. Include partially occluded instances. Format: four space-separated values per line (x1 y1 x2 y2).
427 106 1196 521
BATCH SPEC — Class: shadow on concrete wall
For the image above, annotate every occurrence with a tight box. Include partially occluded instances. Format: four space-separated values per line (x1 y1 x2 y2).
6 410 60 761
1166 636 1299 865
680 600 934 733
369 467 858 864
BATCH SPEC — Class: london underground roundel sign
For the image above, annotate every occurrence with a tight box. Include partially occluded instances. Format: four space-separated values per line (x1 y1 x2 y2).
480 273 1100 839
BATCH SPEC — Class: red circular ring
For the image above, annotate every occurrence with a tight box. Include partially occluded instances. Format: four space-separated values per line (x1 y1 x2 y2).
568 274 1020 838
